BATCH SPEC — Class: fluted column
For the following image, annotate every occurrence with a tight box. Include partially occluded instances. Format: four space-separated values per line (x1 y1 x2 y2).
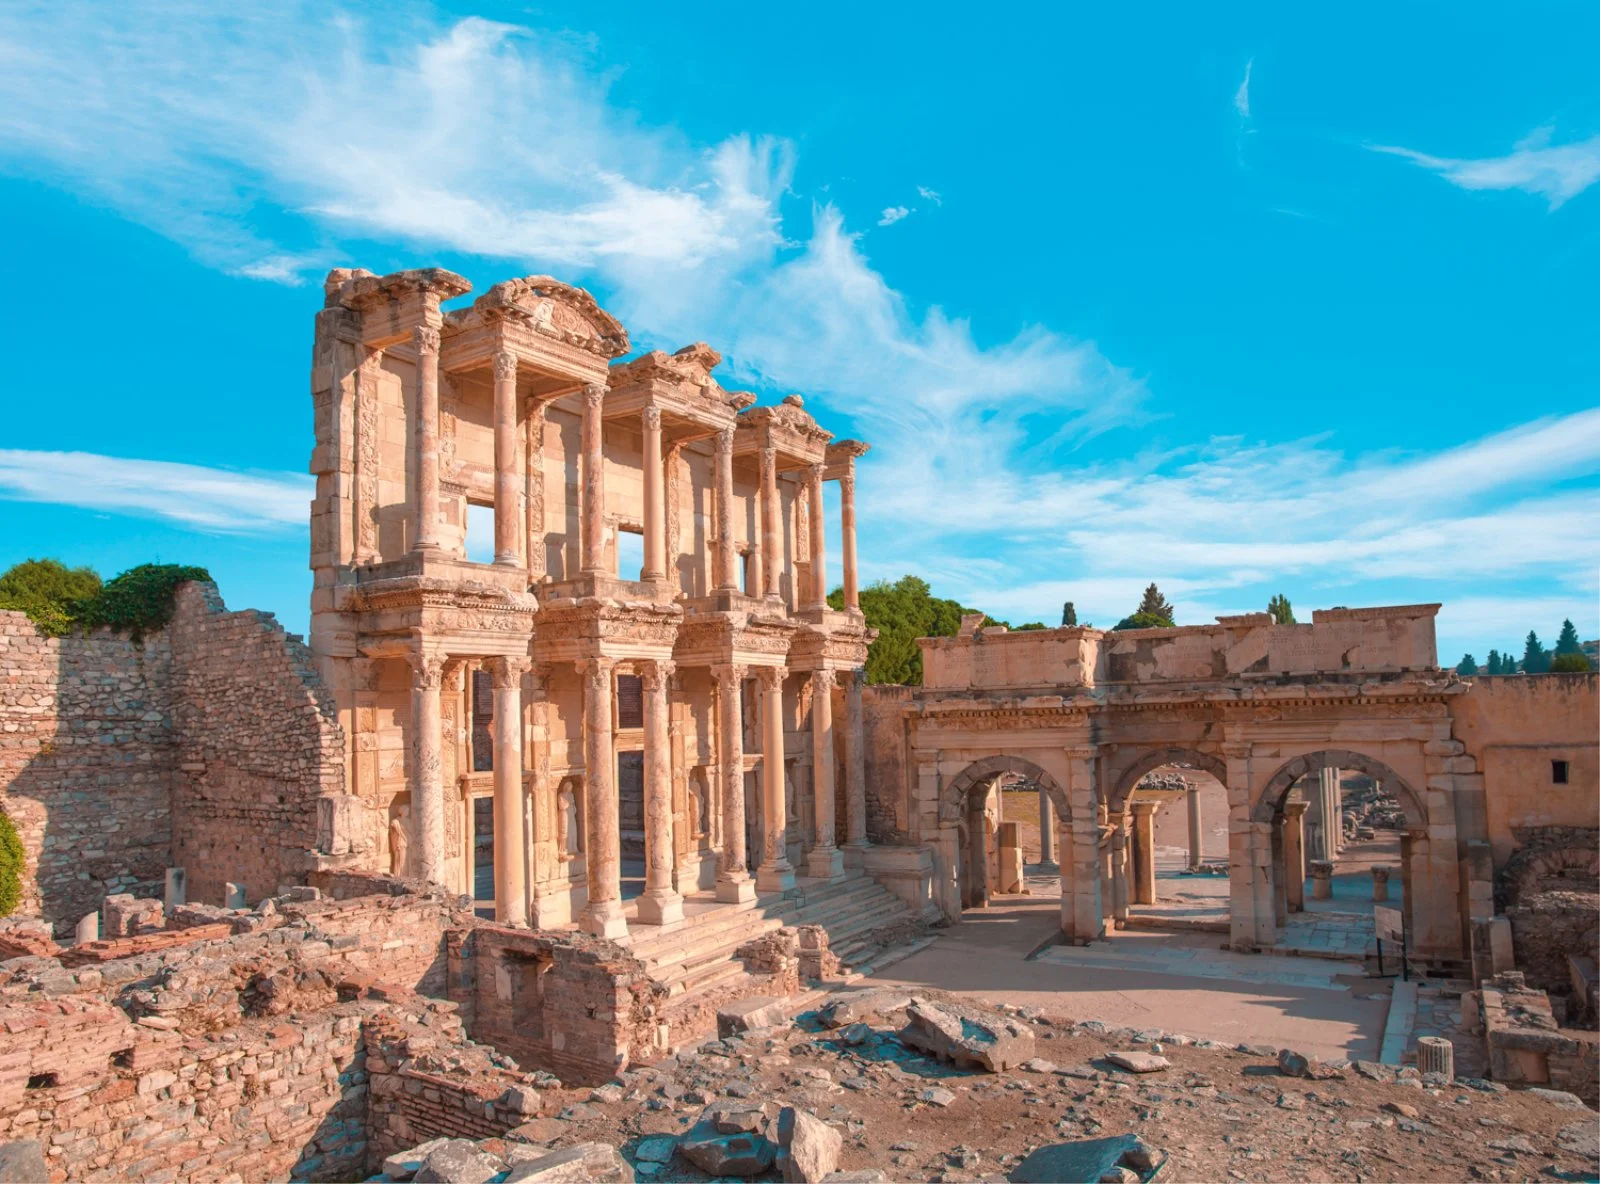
713 664 755 903
407 652 445 883
641 407 666 582
806 669 844 880
843 669 869 848
755 666 796 892
579 657 625 937
759 446 780 600
580 382 607 576
637 660 683 925
492 350 521 566
412 326 442 551
490 656 529 925
714 427 738 592
805 463 826 609
839 468 859 612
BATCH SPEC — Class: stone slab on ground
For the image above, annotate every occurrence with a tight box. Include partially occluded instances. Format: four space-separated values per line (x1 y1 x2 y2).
1007 1134 1159 1183
718 995 791 1038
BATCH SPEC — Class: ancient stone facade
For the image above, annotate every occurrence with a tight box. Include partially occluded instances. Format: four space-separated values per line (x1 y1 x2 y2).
0 586 367 932
307 267 874 939
864 608 1598 977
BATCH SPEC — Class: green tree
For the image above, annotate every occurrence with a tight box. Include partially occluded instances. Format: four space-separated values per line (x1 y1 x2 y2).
1013 622 1047 631
1061 601 1077 627
83 563 210 641
1267 593 1295 625
0 558 102 637
1456 653 1478 675
1485 649 1501 675
1522 630 1550 675
1554 619 1583 656
0 807 22 918
1137 583 1175 621
1551 652 1593 673
829 575 990 685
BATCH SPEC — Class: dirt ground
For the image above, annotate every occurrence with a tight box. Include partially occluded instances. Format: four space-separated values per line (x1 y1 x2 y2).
509 988 1600 1184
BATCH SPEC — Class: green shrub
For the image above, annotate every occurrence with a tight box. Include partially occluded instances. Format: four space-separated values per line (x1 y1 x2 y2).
0 807 23 918
1550 652 1593 673
82 563 211 641
0 558 102 637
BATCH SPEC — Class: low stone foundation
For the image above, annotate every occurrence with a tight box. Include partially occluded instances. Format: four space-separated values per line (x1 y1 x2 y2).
1479 971 1600 1107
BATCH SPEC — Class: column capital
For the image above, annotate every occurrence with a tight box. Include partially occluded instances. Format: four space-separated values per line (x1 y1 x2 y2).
488 655 532 688
807 460 826 485
576 655 615 680
710 662 746 687
582 381 607 407
755 665 785 692
413 324 440 355
640 658 675 692
407 652 446 690
1283 800 1310 819
643 405 662 431
759 445 777 474
492 349 518 381
810 667 836 690
839 469 855 498
442 658 468 693
1129 798 1160 817
716 425 735 455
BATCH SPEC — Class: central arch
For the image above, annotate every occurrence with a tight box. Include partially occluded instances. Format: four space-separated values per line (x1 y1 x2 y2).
944 755 1071 912
944 755 1071 825
1106 746 1228 815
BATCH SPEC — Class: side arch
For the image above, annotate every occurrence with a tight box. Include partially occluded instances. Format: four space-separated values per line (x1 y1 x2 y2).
944 754 1071 826
1106 746 1228 813
1251 748 1426 828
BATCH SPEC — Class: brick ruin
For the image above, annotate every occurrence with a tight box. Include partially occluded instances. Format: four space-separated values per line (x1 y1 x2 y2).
1 263 1597 1178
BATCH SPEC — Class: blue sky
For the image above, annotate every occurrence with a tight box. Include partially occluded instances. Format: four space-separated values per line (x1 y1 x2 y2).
1 1 1597 663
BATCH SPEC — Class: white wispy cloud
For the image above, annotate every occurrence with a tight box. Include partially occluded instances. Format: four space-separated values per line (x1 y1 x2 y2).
917 186 942 205
878 205 911 226
0 451 313 531
1371 127 1600 209
1234 58 1253 119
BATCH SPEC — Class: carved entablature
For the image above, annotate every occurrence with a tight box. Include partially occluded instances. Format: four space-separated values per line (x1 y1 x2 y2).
341 574 537 653
674 611 797 667
735 395 832 466
788 620 874 669
606 342 749 430
823 438 871 481
331 267 473 349
456 275 630 359
530 597 684 664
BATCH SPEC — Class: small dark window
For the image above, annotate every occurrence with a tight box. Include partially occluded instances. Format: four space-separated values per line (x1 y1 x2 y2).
617 674 644 730
27 1073 58 1090
1552 760 1570 785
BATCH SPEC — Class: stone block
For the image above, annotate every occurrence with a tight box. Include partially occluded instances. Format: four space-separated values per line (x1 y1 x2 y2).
504 1143 633 1183
716 997 789 1038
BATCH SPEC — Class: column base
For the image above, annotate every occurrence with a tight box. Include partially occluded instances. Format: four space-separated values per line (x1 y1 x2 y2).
494 902 529 928
635 888 685 927
531 889 573 929
715 873 757 904
579 899 629 939
806 846 846 881
756 860 797 894
1037 860 1059 875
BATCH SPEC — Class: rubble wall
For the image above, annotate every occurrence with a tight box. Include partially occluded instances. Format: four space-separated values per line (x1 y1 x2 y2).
861 684 913 844
0 610 174 928
453 927 663 1086
168 583 350 907
1506 891 1600 999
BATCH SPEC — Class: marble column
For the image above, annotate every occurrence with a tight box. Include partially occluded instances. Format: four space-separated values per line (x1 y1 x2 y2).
1283 800 1308 912
806 669 844 880
1110 825 1130 924
641 407 665 583
1038 789 1059 871
490 656 529 925
843 669 869 848
524 398 546 581
407 652 445 883
492 350 521 566
755 666 796 892
1129 799 1158 905
1186 785 1203 871
839 467 859 612
412 326 442 551
636 660 682 924
759 446 781 600
713 664 755 903
580 382 607 576
805 463 827 609
579 657 625 937
1317 766 1341 860
714 427 738 592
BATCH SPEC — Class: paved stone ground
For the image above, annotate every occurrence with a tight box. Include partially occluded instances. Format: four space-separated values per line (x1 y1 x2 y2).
860 894 1392 1062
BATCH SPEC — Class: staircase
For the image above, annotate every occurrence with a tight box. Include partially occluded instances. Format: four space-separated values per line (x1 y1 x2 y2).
624 868 927 1006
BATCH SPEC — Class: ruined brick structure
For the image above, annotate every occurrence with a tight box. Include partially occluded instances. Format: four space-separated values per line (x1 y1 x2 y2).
306 267 880 943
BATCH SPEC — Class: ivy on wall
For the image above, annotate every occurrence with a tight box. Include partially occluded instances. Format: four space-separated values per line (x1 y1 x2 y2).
0 807 22 918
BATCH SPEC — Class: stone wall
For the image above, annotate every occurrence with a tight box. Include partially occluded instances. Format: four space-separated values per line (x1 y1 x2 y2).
1506 891 1600 1001
168 582 354 907
0 610 173 928
452 926 664 1086
861 684 912 844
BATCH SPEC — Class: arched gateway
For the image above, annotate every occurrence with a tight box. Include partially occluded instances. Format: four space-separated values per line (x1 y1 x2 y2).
897 606 1485 971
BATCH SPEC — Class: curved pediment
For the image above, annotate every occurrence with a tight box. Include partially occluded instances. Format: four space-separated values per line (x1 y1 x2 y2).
469 276 630 359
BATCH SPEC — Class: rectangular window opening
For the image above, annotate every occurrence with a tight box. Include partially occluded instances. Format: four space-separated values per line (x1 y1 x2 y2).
617 674 644 730
1552 760 1570 784
465 501 496 565
741 550 757 597
472 668 494 772
616 528 644 581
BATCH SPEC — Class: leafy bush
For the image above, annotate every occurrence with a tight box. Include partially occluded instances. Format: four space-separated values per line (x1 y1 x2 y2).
0 808 23 918
1112 610 1175 631
83 564 211 641
1550 652 1593 673
0 558 102 637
